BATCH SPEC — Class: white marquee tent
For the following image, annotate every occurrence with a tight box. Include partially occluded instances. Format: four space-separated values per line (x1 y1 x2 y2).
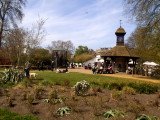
143 61 159 66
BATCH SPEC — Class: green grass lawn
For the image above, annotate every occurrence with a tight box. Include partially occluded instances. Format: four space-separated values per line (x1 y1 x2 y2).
0 109 38 120
36 72 160 94
36 71 156 85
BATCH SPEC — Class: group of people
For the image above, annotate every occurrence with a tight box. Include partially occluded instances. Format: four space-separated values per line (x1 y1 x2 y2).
56 68 69 73
91 64 113 74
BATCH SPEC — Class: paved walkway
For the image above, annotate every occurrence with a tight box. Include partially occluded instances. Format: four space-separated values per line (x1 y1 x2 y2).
68 68 160 83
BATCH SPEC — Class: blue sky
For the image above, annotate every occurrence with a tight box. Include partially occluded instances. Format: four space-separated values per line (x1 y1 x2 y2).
22 0 136 50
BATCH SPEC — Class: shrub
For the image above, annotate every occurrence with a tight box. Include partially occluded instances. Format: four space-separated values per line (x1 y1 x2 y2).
102 82 125 90
21 91 27 100
74 80 90 96
152 68 160 78
49 89 58 99
108 82 123 90
39 80 52 86
6 97 14 107
111 89 123 100
27 94 34 104
21 78 30 87
34 86 44 99
133 83 158 94
122 86 136 95
63 80 70 86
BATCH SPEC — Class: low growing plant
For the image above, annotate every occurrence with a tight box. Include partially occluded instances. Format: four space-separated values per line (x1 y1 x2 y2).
44 99 50 103
21 91 27 100
136 114 159 120
103 110 125 119
27 94 34 104
56 107 71 116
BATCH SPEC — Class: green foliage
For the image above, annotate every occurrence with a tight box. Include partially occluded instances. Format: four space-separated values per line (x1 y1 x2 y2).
0 108 38 120
75 46 89 56
20 78 30 87
152 68 160 78
44 99 50 103
27 94 34 104
73 53 94 63
30 48 51 65
55 98 63 104
128 83 158 94
56 107 71 116
122 86 136 95
0 68 24 84
6 97 14 107
111 89 123 100
63 80 71 86
49 90 58 99
103 110 125 119
34 86 44 99
74 80 90 96
21 91 27 100
136 114 159 120
39 80 53 86
90 81 100 86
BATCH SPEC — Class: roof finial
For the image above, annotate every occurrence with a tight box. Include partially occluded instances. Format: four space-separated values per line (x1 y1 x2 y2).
120 20 122 27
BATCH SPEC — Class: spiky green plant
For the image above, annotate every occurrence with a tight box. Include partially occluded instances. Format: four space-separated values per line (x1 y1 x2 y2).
103 110 125 119
44 99 50 103
55 98 63 104
1 68 24 84
136 114 159 120
56 107 71 116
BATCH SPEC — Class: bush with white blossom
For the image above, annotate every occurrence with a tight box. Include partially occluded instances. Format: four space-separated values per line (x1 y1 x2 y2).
74 80 90 96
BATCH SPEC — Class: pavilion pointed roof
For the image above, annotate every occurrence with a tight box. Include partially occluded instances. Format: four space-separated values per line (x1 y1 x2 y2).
100 46 138 58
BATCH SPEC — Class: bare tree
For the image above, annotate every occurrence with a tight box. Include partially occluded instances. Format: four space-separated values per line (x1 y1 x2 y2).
48 40 75 55
25 18 46 61
2 18 46 65
3 28 26 65
0 0 26 48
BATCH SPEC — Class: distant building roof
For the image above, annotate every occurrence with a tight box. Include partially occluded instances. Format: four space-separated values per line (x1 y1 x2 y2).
95 48 111 55
100 46 138 58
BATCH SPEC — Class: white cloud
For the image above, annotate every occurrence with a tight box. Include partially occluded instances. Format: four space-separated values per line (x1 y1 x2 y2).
22 0 136 50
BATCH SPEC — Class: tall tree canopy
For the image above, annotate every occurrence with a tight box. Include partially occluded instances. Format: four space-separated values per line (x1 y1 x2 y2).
0 0 26 47
124 0 160 28
75 46 89 56
124 0 160 63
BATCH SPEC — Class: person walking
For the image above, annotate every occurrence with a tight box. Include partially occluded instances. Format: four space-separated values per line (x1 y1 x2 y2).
24 61 31 78
51 61 54 72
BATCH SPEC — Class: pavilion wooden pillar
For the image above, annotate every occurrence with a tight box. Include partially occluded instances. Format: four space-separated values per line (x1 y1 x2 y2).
111 57 116 73
104 57 107 68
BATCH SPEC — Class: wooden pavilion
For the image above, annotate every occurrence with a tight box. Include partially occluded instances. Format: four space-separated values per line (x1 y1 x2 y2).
100 26 139 73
